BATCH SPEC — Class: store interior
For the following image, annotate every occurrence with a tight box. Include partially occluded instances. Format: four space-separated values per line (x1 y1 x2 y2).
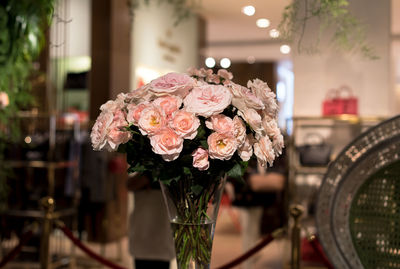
0 0 400 268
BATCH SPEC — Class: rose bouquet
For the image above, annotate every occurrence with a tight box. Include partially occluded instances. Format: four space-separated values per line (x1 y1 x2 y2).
91 68 283 268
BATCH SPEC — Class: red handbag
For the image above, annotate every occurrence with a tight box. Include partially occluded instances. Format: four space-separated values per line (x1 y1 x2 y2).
322 85 358 116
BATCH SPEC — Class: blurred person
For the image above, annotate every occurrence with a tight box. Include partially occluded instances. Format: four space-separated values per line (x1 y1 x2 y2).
126 172 175 269
232 151 287 269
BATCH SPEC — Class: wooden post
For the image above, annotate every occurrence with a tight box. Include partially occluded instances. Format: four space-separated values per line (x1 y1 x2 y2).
89 0 131 121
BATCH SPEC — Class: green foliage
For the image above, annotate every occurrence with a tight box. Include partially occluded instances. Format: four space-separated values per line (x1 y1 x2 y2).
279 0 378 59
0 0 55 211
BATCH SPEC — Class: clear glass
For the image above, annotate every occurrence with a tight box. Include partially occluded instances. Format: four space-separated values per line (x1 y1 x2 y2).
160 175 226 269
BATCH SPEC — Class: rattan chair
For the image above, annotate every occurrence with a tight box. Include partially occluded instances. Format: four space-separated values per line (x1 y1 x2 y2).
316 115 400 268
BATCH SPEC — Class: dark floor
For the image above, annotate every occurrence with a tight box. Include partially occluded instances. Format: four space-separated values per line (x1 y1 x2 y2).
1 205 289 269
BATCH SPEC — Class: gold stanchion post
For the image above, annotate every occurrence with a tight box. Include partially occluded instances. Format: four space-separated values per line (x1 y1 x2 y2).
290 204 304 269
40 196 55 269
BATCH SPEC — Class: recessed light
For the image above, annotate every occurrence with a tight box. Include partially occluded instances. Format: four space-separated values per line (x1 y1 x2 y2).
269 29 280 38
256 18 270 28
205 57 216 68
220 58 231 68
280 45 291 54
247 56 256 64
242 5 255 16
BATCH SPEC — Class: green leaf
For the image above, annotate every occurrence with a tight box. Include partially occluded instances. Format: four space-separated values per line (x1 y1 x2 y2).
196 124 206 139
191 184 203 196
131 163 146 173
183 167 192 176
240 161 249 174
161 175 181 185
200 140 208 149
227 163 242 180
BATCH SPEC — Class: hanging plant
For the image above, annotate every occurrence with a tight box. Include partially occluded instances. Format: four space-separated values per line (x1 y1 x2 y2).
0 0 55 211
278 0 378 59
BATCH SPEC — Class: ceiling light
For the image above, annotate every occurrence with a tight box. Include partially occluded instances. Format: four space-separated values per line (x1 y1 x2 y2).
220 58 231 68
205 57 216 68
256 18 270 28
242 5 255 16
280 44 291 54
269 29 280 38
247 56 256 64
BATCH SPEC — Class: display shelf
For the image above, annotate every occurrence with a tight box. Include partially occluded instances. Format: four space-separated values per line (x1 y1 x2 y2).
287 116 385 221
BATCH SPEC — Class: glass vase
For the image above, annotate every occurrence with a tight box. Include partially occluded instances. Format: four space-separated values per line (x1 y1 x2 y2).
160 175 227 269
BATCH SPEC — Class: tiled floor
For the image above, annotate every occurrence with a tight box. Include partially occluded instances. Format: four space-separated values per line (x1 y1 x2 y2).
2 206 289 269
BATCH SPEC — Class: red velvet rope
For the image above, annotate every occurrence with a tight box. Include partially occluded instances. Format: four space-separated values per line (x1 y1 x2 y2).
215 233 274 269
308 235 334 269
57 224 128 269
0 229 34 268
58 220 279 269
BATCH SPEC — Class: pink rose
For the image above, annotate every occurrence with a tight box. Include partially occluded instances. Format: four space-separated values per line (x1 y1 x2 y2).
229 83 264 111
254 136 275 167
205 114 234 134
261 114 284 155
149 72 195 98
150 128 183 161
272 133 284 156
91 111 113 150
238 109 263 134
187 67 210 78
100 94 126 112
238 135 253 161
170 110 200 139
0 91 9 109
262 115 281 138
125 84 155 103
207 132 237 160
186 67 200 77
233 116 247 146
192 148 210 171
107 111 132 150
127 102 149 125
217 69 233 82
183 85 232 118
206 74 220 84
138 106 166 135
91 110 131 151
199 68 213 78
248 79 278 117
152 95 182 117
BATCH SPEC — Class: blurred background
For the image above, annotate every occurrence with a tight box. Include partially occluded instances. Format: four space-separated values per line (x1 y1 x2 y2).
0 0 399 268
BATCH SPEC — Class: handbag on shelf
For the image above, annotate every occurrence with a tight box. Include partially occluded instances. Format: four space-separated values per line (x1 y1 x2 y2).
322 85 358 116
297 133 332 166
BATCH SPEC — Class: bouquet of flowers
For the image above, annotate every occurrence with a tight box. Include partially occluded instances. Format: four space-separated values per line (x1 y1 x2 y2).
90 68 283 268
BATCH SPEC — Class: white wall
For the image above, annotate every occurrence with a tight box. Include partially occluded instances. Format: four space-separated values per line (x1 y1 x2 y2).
50 0 91 58
131 1 199 89
293 0 392 117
